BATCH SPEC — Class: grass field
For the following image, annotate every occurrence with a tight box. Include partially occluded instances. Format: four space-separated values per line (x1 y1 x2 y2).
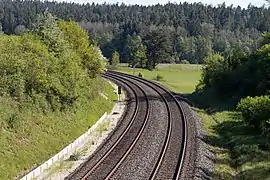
118 64 202 94
118 63 270 180
0 78 116 180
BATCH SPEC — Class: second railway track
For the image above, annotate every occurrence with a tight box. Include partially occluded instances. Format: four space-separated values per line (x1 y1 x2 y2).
65 71 188 180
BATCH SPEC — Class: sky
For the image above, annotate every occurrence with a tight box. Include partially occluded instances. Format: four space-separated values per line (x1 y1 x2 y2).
55 0 266 8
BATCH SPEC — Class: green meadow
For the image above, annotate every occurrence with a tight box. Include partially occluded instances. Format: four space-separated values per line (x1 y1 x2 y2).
118 64 202 94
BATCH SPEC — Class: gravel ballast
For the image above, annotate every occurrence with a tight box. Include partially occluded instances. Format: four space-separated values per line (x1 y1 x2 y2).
110 79 168 179
106 71 215 180
66 72 215 180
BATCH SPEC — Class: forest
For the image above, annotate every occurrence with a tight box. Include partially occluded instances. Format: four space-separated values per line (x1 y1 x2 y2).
1 0 270 68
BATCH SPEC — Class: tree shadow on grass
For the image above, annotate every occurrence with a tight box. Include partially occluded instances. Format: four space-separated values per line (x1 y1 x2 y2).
236 166 270 180
206 113 270 179
182 88 239 114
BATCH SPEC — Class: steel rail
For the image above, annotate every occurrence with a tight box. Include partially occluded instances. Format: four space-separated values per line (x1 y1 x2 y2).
80 73 150 180
102 73 170 180
106 72 172 179
107 71 187 180
65 74 140 180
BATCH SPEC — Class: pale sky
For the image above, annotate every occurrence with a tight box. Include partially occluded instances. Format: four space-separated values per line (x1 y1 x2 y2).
55 0 266 8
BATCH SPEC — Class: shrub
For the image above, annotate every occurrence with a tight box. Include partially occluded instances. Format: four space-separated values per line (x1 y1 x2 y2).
200 53 227 89
69 151 80 161
0 15 105 112
175 58 181 64
111 51 120 68
199 44 270 98
237 96 270 132
180 59 190 64
156 74 164 81
138 72 143 77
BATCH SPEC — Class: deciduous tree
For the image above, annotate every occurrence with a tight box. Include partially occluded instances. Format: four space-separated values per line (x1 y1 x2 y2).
126 35 147 68
144 30 172 69
111 51 120 68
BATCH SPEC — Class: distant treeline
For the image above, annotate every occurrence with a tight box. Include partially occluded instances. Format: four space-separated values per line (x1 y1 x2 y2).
0 0 270 65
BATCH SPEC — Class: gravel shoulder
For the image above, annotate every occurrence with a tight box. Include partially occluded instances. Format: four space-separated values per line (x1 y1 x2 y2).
190 106 215 180
36 81 127 180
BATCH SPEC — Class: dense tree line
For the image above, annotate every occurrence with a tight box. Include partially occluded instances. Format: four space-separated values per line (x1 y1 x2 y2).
199 32 270 133
200 32 270 97
0 0 270 67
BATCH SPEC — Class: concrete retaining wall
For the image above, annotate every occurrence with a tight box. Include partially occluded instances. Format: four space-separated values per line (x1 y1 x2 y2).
20 112 107 180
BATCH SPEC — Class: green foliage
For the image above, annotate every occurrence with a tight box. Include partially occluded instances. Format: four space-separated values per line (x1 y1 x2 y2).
0 13 113 179
199 35 270 98
260 32 270 47
0 78 115 179
14 25 27 35
138 72 143 77
32 12 68 58
144 29 172 69
69 151 80 161
125 35 147 68
0 97 20 130
265 120 270 148
200 110 270 180
180 60 190 64
58 20 105 77
0 13 106 112
199 53 227 89
96 121 109 133
195 36 212 63
0 1 269 65
237 96 270 132
0 22 3 34
111 51 120 68
155 74 164 81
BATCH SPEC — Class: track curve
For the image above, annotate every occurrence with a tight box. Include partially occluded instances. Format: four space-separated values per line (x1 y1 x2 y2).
65 71 188 180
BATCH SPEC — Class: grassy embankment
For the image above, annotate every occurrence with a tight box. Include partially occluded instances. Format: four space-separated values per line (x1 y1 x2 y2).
118 64 270 179
0 78 117 180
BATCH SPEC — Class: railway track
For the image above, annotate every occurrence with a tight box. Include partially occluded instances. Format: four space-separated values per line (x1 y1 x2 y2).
66 71 188 180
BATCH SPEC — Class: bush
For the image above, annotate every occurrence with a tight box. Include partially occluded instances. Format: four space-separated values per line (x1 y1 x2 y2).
156 74 164 81
69 151 80 161
0 14 105 112
138 72 143 77
111 51 120 68
175 58 181 64
200 53 227 89
180 59 190 64
199 43 270 98
237 96 270 131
